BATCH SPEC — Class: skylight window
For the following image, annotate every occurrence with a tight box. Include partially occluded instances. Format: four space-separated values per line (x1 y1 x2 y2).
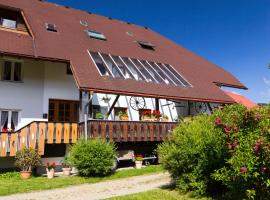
137 41 155 50
46 23 57 32
88 51 191 87
87 30 106 40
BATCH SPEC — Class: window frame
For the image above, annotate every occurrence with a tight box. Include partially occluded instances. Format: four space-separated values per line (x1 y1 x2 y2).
0 109 20 131
87 30 107 40
1 59 23 82
45 23 57 32
0 17 17 29
110 55 135 80
150 62 177 86
166 64 192 87
120 57 145 81
88 51 113 77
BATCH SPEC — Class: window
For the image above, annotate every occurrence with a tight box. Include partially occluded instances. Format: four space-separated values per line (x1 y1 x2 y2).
89 52 112 76
91 105 107 119
0 110 19 131
137 41 155 51
48 100 79 122
66 65 73 75
87 30 106 40
121 57 144 81
1 60 22 82
114 107 128 120
46 23 57 32
111 56 134 79
88 51 191 87
148 62 174 85
131 59 155 82
100 54 124 79
1 18 16 29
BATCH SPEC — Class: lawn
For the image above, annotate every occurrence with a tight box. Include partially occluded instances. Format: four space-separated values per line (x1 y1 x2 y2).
106 189 211 200
0 165 163 196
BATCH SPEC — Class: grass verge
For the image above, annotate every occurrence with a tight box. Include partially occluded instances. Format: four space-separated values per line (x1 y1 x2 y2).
0 165 163 196
106 188 211 200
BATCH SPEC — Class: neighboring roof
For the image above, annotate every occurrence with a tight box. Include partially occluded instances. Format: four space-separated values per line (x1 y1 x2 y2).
0 0 247 103
225 92 257 109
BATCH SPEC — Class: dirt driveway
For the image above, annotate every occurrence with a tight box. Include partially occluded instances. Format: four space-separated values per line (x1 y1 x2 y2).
1 172 171 200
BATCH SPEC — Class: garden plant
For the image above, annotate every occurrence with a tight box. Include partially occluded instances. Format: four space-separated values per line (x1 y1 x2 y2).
158 104 270 199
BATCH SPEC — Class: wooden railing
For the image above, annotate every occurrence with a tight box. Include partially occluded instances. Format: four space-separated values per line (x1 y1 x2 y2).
0 120 178 157
78 120 178 142
0 121 78 157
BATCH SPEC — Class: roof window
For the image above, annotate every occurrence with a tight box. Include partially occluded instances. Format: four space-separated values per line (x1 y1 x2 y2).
80 20 88 27
137 41 155 51
46 23 57 32
87 30 106 40
1 18 16 29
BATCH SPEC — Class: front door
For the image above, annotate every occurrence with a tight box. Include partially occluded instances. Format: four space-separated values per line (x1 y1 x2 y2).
48 99 79 122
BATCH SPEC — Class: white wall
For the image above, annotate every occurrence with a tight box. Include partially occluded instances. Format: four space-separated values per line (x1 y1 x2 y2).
0 57 79 129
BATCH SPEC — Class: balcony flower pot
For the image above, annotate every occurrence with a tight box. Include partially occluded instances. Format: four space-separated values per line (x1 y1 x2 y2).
62 167 71 176
20 171 32 179
120 116 129 121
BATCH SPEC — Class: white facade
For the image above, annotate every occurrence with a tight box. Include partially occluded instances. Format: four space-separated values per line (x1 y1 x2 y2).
0 57 79 130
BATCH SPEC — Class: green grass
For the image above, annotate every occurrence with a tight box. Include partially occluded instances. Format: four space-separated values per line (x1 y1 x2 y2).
0 165 163 196
106 189 211 200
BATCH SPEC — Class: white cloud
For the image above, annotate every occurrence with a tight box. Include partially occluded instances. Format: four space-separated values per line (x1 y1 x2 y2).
263 77 270 87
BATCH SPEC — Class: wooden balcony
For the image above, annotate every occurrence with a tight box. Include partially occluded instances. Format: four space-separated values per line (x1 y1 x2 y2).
78 120 178 142
0 120 178 157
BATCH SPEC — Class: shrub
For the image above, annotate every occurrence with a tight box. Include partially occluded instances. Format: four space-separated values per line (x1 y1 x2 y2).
68 139 116 177
158 104 270 199
15 148 41 172
158 113 228 196
0 171 20 179
212 104 270 199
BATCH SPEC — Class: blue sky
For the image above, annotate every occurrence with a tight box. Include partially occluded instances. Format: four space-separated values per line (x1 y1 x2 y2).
49 0 270 103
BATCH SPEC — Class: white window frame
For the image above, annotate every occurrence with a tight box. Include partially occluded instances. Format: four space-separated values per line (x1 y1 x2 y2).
160 63 185 86
1 59 23 82
119 56 145 81
168 64 193 87
137 59 159 83
108 54 128 79
152 62 178 86
87 50 113 77
111 55 136 80
87 30 106 40
0 109 20 131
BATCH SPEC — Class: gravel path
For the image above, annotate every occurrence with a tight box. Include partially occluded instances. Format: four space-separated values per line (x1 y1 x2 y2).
1 172 171 200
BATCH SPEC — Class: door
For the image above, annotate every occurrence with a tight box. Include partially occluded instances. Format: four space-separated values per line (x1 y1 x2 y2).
48 99 79 122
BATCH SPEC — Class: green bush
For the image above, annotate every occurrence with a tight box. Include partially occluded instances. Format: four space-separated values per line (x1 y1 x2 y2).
158 104 270 199
0 171 20 179
158 113 228 196
212 105 270 199
68 139 116 177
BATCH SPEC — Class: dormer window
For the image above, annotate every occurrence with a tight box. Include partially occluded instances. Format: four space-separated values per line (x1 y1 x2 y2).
137 41 155 51
46 23 57 32
1 18 16 29
87 30 106 40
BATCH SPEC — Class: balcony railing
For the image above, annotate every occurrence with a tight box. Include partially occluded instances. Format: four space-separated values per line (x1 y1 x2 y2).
78 120 178 142
0 120 178 157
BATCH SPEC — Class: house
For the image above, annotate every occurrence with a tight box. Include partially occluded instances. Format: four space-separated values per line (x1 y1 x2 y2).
0 0 247 170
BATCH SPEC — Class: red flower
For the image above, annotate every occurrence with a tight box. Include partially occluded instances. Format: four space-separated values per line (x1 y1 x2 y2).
240 166 248 174
214 117 222 126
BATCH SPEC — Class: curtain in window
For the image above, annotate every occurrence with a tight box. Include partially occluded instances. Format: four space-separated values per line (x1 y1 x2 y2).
3 61 12 81
14 63 22 81
0 111 9 130
11 111 18 130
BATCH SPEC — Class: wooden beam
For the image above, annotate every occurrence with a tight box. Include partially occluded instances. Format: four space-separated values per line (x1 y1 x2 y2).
155 98 160 111
106 95 120 118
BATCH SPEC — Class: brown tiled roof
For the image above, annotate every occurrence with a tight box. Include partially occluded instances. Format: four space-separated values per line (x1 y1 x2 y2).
0 0 247 103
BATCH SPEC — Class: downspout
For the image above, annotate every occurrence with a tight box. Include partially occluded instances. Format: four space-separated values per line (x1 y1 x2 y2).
84 93 94 140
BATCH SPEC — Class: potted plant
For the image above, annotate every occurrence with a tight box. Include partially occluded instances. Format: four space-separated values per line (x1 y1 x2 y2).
15 148 41 179
135 154 144 169
46 162 56 179
141 110 151 121
62 156 72 176
95 112 104 120
119 111 129 121
161 114 169 122
151 110 161 121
